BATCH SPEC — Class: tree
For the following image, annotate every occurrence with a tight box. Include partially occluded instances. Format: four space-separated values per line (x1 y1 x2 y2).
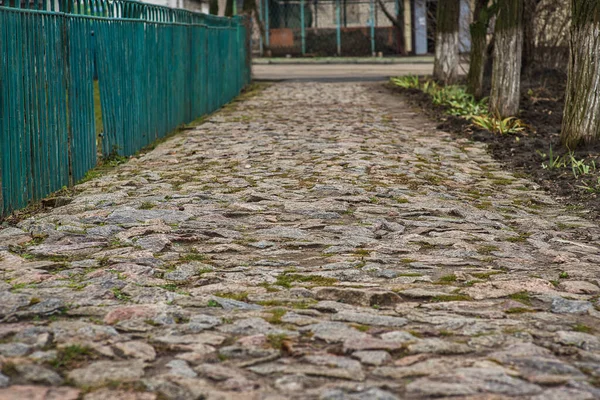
225 0 234 17
561 0 600 147
433 0 461 85
489 0 523 118
522 0 542 75
377 0 407 55
209 0 219 15
466 0 497 99
240 0 270 56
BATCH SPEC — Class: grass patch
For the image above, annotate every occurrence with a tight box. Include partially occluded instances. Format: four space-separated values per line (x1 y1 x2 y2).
508 291 532 306
573 324 594 333
139 201 155 210
505 307 535 314
506 232 531 243
267 333 289 350
112 288 131 301
213 292 249 302
435 274 457 285
430 294 472 302
180 251 207 262
471 271 504 280
275 273 337 289
265 308 287 324
51 345 94 369
477 245 499 255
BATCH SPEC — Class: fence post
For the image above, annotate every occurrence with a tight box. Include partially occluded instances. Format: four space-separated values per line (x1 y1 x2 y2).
264 0 269 49
301 0 305 55
335 0 341 56
259 0 264 56
370 0 375 56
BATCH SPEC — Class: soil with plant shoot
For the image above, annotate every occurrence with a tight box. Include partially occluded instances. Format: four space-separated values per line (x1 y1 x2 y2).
389 70 600 218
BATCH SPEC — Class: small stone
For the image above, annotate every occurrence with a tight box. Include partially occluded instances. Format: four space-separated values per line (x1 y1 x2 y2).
0 343 31 357
307 322 369 343
380 331 419 342
0 374 8 388
114 341 157 361
135 234 170 253
84 389 157 400
217 317 295 336
352 351 391 366
315 288 401 307
405 367 543 397
331 311 407 327
551 297 593 314
559 281 600 295
15 364 64 386
28 350 58 362
209 296 263 310
103 305 160 324
186 314 222 332
68 361 146 387
0 386 80 400
407 338 472 355
166 359 197 378
556 331 600 351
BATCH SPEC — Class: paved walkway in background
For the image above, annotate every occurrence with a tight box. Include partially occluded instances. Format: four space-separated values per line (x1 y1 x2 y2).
252 64 435 81
1 83 600 400
253 57 435 64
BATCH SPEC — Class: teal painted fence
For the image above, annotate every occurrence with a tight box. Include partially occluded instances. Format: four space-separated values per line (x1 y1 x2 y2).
0 0 251 216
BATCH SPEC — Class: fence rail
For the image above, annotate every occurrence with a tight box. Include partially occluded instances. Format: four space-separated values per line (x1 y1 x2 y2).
0 0 251 217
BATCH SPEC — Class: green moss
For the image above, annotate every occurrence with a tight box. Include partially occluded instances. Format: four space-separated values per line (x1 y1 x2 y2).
559 271 570 279
275 273 337 289
436 274 457 285
267 334 289 350
112 288 131 301
471 271 504 280
139 202 155 210
506 232 530 243
505 307 535 314
213 292 249 302
265 308 287 324
573 324 594 333
180 251 207 262
351 324 370 332
430 294 472 302
508 291 532 305
477 245 499 255
51 345 93 369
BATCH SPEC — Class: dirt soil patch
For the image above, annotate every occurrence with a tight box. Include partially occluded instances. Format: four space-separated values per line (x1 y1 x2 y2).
386 69 600 219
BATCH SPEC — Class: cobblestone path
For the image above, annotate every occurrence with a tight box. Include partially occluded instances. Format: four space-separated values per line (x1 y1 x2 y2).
1 83 600 400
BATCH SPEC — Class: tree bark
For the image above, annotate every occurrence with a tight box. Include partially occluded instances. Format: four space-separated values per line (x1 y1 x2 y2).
467 0 494 99
561 0 600 148
433 0 460 85
489 0 524 118
209 0 219 15
225 0 234 17
522 0 540 75
376 0 407 55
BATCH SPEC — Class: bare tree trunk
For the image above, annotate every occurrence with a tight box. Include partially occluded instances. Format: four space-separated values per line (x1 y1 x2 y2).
467 0 495 99
561 0 600 148
489 0 524 118
209 0 219 15
433 0 460 85
522 0 540 75
376 0 407 55
225 0 234 17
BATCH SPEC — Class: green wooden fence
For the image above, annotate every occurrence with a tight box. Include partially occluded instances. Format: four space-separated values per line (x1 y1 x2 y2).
0 0 251 217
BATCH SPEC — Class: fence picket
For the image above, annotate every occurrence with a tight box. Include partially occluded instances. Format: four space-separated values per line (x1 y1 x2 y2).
0 0 251 217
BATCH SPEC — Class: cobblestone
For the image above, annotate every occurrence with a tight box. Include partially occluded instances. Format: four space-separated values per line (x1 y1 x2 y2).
0 82 599 398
